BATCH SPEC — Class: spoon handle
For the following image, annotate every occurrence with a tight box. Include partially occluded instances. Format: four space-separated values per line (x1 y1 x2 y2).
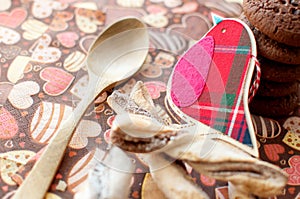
13 91 95 199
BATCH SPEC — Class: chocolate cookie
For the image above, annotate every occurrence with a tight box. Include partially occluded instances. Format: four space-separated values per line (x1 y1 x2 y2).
258 56 300 82
243 0 300 47
240 13 300 64
249 93 299 117
256 79 298 97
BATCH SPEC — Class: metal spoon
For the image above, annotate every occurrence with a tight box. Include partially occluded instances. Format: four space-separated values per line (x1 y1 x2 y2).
13 17 149 199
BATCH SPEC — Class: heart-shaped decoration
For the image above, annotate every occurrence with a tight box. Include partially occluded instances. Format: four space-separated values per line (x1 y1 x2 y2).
167 17 259 155
0 150 36 185
200 174 216 186
69 151 77 157
141 57 163 78
284 116 300 134
21 19 48 41
30 101 73 143
144 81 166 99
49 11 73 32
32 0 68 19
40 67 74 96
0 107 18 139
171 36 213 107
31 34 61 63
64 51 86 72
154 52 176 69
149 30 188 54
8 81 40 109
68 148 105 193
75 8 104 34
7 55 32 84
57 32 79 48
283 155 300 185
0 45 21 60
263 144 285 162
0 8 27 28
0 26 20 45
68 120 102 149
19 142 25 148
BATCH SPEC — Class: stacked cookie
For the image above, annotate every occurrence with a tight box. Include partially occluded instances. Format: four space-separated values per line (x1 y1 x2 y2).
241 0 300 118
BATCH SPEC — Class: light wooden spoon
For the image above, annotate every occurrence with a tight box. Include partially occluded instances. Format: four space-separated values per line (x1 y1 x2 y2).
13 17 149 199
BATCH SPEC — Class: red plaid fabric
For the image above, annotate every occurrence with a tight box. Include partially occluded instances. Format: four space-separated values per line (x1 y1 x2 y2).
180 20 253 146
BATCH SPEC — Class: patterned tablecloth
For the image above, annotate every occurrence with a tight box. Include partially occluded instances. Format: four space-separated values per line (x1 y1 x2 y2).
0 0 299 198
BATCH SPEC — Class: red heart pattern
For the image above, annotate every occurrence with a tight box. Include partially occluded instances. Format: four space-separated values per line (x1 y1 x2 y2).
57 32 79 48
0 8 27 28
264 144 285 162
40 67 74 96
144 81 166 99
0 107 18 139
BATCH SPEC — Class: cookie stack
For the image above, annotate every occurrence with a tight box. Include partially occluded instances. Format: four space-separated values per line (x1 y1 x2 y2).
240 0 300 118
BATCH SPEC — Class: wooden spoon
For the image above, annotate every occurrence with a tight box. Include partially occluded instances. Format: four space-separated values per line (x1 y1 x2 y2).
13 17 149 199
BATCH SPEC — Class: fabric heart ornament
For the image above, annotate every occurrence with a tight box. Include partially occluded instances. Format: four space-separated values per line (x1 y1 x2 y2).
31 34 61 63
0 8 27 28
69 120 102 149
8 81 40 109
40 67 74 96
0 26 20 45
263 144 285 162
57 32 79 48
167 17 259 155
0 107 18 139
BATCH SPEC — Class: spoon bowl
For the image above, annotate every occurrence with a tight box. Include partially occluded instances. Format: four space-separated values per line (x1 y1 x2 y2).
87 18 150 95
13 17 149 199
